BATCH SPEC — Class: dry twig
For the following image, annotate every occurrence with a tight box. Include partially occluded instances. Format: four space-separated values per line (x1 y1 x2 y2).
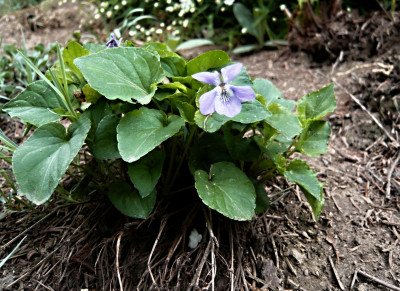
353 269 400 291
116 232 124 291
328 256 345 290
386 151 400 199
270 235 279 269
148 218 167 291
189 240 212 290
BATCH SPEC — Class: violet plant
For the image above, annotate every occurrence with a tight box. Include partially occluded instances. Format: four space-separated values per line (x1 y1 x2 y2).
1 38 336 221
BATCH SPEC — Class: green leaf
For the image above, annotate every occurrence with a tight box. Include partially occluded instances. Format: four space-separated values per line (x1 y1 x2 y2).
175 39 214 51
232 44 258 54
3 80 63 127
61 41 90 84
297 83 336 122
154 90 184 101
142 43 186 77
83 43 106 53
224 127 260 162
74 47 164 104
117 107 184 162
284 159 323 202
142 42 177 57
253 181 270 214
158 82 187 92
128 149 165 198
229 64 253 87
232 100 271 123
303 190 324 220
49 41 90 86
93 115 121 160
186 50 230 75
194 100 271 132
233 3 258 38
265 103 302 139
12 116 91 204
194 111 228 133
175 100 196 124
82 98 112 129
253 78 295 110
189 133 231 173
82 84 101 104
298 120 330 157
108 182 156 219
194 162 256 220
161 57 186 77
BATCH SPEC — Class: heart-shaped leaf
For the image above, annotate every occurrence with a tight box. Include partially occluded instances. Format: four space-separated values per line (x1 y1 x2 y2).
128 149 165 198
74 47 164 104
117 107 184 162
12 116 91 204
108 182 156 219
194 161 256 220
194 100 270 132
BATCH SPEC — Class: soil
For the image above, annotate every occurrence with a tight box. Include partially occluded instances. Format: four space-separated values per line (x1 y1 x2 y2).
1 2 400 291
0 0 103 48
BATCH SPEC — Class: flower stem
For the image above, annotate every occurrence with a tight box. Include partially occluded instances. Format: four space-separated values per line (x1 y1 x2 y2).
164 135 178 193
168 125 196 192
259 167 277 184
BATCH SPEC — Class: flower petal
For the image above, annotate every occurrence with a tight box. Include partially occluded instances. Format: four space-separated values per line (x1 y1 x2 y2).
192 71 221 86
215 96 242 118
230 85 255 102
199 88 218 115
221 63 243 84
106 33 119 48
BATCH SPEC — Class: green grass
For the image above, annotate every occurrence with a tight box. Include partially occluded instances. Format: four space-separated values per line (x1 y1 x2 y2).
0 0 46 15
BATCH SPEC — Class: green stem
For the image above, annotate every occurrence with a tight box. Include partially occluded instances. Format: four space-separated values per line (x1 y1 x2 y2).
1 171 16 191
167 185 194 195
0 133 17 151
0 145 14 152
164 135 179 193
259 167 277 183
152 98 162 111
168 126 196 191
18 49 78 121
56 44 69 103
0 154 12 164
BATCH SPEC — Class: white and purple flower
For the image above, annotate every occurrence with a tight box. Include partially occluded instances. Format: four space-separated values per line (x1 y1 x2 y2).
106 33 120 48
192 63 255 118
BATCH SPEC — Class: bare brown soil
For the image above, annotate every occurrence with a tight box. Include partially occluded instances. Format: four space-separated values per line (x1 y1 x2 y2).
1 2 399 291
0 0 103 48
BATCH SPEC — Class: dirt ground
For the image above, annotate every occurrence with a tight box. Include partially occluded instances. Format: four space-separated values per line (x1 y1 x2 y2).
0 2 399 291
0 0 103 48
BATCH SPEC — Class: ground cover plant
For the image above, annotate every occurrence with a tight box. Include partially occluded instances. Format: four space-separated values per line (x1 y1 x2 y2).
0 0 46 15
0 37 336 223
92 0 299 51
0 39 57 104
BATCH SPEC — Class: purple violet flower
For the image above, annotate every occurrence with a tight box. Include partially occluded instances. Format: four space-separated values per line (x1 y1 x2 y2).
106 33 119 48
192 63 255 118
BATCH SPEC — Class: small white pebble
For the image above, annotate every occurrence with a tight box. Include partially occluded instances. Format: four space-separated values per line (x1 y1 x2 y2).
188 228 202 249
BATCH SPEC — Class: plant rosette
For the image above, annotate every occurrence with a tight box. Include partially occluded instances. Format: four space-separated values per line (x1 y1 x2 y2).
3 39 336 221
